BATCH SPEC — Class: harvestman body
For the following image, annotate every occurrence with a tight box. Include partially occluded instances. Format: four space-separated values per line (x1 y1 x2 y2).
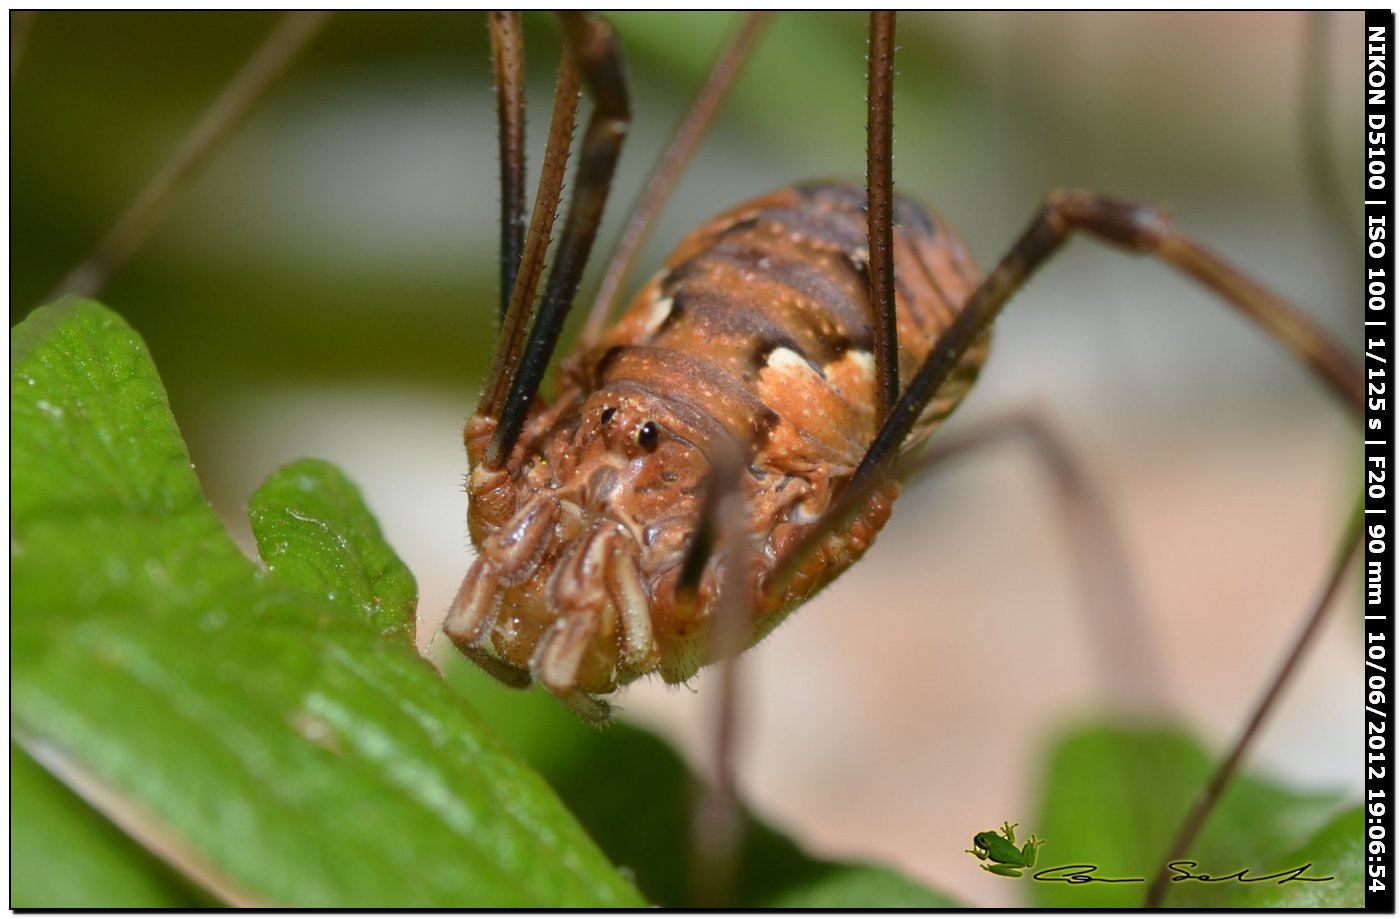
450 182 986 710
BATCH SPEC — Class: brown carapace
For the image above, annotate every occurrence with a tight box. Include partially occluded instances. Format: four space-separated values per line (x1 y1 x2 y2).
447 182 988 719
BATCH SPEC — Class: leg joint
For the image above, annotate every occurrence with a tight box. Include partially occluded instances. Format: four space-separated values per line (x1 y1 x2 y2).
1044 188 1176 250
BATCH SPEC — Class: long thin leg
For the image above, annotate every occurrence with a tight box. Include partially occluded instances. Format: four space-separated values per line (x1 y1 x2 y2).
861 190 1364 501
690 649 743 908
580 12 771 348
479 52 581 420
685 443 749 908
489 12 528 325
676 487 721 603
486 13 631 469
1144 499 1362 907
898 407 1167 712
46 12 330 303
900 408 1172 858
866 10 900 420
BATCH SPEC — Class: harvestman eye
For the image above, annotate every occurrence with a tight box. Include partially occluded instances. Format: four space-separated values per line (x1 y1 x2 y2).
636 420 660 451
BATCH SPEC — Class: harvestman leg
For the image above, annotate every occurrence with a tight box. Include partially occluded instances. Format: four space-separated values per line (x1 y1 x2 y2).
478 24 581 426
1144 500 1361 906
48 12 329 302
489 12 528 325
683 13 907 903
898 408 1168 712
684 445 750 907
687 13 904 903
900 408 1179 855
480 12 631 469
865 11 900 420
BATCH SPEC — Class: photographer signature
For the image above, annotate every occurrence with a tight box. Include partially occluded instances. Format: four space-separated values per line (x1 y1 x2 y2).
1031 861 1334 885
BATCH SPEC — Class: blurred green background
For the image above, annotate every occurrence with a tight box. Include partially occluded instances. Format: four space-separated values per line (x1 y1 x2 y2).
11 12 1365 907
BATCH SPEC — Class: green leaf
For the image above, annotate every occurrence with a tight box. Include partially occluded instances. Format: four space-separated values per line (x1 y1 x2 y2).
448 663 964 908
11 298 645 908
754 863 961 909
11 743 204 908
1029 722 1358 909
248 457 416 637
1228 805 1363 908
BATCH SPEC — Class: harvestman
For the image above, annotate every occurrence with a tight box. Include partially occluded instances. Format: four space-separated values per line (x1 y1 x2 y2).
439 11 1361 906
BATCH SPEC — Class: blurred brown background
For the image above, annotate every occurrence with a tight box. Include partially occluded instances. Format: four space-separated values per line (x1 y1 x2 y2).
11 12 1363 907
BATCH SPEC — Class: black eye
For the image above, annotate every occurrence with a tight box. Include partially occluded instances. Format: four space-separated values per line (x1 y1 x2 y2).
601 406 616 425
636 420 659 451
